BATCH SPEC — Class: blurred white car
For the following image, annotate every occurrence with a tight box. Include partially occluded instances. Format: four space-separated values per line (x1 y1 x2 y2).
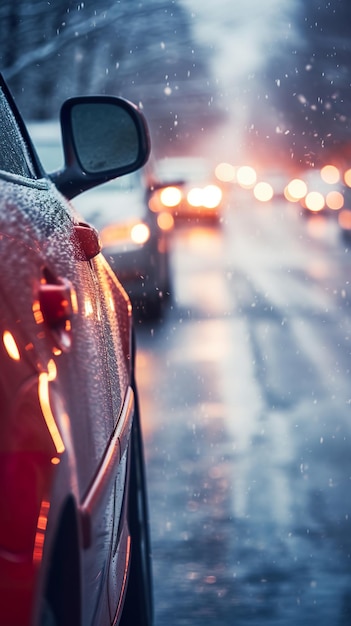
298 167 345 215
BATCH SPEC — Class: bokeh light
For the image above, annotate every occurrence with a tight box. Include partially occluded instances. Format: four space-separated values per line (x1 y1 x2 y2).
131 223 150 244
3 330 20 361
344 169 351 187
202 185 223 208
157 212 174 231
187 187 203 207
326 190 344 210
160 186 182 207
285 178 308 202
305 191 325 212
236 166 257 188
338 209 351 230
253 181 274 202
215 162 236 182
320 164 340 184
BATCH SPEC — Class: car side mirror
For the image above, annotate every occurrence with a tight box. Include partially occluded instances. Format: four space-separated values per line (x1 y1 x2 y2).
52 96 151 200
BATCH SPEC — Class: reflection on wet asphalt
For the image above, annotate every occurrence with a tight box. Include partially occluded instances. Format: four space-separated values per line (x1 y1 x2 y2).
135 198 351 625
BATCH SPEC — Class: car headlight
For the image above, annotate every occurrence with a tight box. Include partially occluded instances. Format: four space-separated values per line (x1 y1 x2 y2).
187 187 203 207
202 184 222 208
187 184 222 209
304 191 325 212
130 222 150 244
159 186 183 208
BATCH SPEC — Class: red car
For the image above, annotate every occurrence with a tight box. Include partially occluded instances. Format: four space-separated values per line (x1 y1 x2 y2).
0 74 153 626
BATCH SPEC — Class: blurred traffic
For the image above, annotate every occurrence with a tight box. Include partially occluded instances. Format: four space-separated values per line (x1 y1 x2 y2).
28 123 174 320
27 118 351 323
74 171 174 319
149 156 225 225
213 158 351 240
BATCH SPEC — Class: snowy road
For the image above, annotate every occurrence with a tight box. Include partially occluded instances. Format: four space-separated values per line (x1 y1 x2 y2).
136 192 351 626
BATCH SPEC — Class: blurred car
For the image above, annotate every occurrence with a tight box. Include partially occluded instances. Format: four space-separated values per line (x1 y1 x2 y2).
151 156 224 224
73 170 173 320
0 74 153 626
255 168 290 200
29 125 173 320
297 166 345 216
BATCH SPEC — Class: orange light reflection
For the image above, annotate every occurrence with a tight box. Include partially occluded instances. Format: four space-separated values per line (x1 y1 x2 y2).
33 500 50 563
32 300 44 324
3 330 20 361
38 370 65 454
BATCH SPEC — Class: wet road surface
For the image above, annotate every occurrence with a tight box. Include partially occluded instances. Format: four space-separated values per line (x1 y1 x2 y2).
135 194 351 625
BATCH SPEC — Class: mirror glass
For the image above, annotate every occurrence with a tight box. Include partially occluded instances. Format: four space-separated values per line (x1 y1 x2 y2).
71 102 139 173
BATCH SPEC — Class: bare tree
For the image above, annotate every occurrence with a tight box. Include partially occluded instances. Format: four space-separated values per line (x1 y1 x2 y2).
0 0 222 154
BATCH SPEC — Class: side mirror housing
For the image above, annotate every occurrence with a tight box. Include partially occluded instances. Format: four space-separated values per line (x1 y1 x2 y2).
51 96 151 199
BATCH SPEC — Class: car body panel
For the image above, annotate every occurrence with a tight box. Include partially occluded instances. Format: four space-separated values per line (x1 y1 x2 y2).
0 74 151 625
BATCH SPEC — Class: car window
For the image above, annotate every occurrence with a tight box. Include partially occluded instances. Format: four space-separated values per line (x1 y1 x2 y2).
0 87 37 179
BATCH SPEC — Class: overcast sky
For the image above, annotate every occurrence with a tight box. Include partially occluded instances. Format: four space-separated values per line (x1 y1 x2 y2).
180 0 299 162
182 0 297 84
